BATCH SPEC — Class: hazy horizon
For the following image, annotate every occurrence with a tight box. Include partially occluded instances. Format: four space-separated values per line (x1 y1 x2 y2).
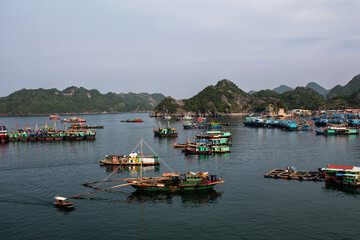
1 1 359 99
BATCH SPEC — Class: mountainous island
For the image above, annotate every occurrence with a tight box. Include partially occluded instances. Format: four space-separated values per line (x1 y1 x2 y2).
0 87 165 116
154 74 360 116
1 74 359 117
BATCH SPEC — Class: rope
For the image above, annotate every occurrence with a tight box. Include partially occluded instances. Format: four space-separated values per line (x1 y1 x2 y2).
129 140 141 155
142 139 175 173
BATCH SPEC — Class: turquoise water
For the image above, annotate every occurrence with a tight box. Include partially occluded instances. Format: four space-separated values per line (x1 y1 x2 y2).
0 113 359 239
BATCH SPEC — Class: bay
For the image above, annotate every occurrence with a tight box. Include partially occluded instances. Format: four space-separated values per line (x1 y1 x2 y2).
0 113 359 239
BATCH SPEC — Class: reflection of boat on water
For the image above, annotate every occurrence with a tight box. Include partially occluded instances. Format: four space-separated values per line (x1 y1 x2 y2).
126 189 222 204
324 182 360 195
100 164 160 173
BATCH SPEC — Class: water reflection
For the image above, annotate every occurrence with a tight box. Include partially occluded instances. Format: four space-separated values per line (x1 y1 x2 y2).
324 182 360 195
126 189 222 205
55 206 76 215
100 164 160 174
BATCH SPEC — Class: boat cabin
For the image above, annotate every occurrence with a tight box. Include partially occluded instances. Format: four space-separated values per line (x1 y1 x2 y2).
321 165 360 181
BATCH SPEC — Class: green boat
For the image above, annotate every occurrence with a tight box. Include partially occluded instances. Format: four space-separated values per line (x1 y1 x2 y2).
127 172 223 192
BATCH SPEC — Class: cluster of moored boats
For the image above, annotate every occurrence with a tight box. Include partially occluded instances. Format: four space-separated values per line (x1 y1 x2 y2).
0 120 97 144
265 165 360 187
244 116 313 131
174 130 232 155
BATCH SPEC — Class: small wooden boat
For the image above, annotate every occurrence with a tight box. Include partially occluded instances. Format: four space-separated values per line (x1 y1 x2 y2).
49 114 60 120
53 196 75 208
61 117 86 123
183 145 212 155
121 118 143 123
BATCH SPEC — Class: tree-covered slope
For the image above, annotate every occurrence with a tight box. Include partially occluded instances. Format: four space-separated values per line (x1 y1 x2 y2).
0 87 165 116
305 82 329 97
327 74 360 98
281 87 326 110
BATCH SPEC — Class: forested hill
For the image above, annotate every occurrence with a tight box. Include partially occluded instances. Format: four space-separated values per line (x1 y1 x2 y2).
154 75 360 116
0 87 165 116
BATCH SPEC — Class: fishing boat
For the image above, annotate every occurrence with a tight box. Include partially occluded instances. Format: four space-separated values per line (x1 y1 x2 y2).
183 145 212 155
121 118 143 123
49 114 60 120
18 131 29 141
85 130 96 140
153 122 178 137
100 139 160 166
8 132 19 142
211 145 231 154
0 122 9 144
61 117 86 123
69 124 104 129
321 165 360 187
196 130 232 139
53 196 75 208
0 126 8 144
316 125 358 136
100 153 160 166
126 172 223 192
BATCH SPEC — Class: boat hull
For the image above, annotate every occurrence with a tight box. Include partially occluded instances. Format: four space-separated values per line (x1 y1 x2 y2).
129 182 220 192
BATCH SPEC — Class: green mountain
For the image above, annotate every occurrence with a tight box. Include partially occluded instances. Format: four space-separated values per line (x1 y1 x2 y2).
154 80 331 115
155 79 255 115
305 82 329 97
0 87 165 116
281 87 326 110
273 85 293 94
327 74 360 98
154 80 290 115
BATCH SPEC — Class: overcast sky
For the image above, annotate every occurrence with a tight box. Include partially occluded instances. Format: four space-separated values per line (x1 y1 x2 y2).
1 0 359 99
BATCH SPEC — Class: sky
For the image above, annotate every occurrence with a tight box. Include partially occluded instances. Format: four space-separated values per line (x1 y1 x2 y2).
0 0 359 99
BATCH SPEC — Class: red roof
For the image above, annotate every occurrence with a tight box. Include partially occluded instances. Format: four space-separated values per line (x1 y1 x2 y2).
327 165 353 170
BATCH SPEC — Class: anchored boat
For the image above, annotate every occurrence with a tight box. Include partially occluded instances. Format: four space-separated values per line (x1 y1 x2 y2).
126 172 223 192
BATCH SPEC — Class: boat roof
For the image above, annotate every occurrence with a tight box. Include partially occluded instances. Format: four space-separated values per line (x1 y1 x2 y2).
54 196 67 201
321 165 360 172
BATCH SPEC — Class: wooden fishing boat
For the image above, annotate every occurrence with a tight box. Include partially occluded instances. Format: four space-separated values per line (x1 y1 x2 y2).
183 145 212 155
61 117 86 123
121 118 143 123
211 145 231 154
18 131 29 141
0 123 9 144
322 165 360 187
53 196 75 208
85 130 96 140
8 132 19 142
126 172 223 192
100 154 160 166
49 114 60 120
100 139 160 166
196 131 232 139
28 132 38 141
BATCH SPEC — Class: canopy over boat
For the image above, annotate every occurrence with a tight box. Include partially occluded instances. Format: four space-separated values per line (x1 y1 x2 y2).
54 196 67 201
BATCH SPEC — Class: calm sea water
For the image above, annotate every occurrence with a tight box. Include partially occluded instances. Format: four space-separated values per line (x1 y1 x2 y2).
1 113 359 240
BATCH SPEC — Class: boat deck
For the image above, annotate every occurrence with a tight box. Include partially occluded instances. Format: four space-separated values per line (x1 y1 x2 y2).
264 169 325 181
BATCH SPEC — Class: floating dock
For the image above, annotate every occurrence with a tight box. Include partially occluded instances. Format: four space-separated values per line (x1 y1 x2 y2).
264 169 325 181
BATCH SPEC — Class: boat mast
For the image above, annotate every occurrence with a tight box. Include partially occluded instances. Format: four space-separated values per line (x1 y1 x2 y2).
140 138 143 180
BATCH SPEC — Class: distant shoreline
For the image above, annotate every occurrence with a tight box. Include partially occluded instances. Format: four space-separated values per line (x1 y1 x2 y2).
0 111 151 117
